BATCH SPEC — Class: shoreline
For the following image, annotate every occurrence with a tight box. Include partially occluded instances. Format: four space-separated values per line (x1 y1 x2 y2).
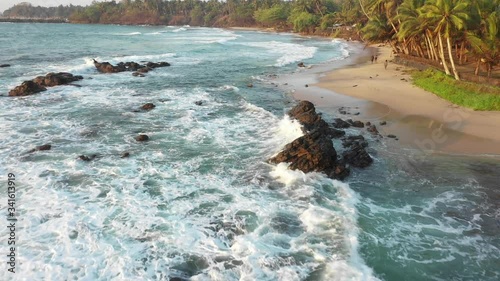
279 42 500 156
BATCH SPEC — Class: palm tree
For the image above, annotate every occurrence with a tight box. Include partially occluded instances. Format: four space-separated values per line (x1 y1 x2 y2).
421 0 469 80
467 10 500 77
396 0 427 56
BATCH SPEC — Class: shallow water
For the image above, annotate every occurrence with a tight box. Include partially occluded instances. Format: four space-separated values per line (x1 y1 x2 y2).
0 23 499 281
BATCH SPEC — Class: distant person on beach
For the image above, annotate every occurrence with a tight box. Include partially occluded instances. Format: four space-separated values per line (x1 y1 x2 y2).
374 56 378 63
384 60 388 70
371 55 374 63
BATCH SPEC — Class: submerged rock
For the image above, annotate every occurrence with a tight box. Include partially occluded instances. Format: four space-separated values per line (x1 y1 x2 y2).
141 103 156 111
0 64 11 68
135 134 149 142
27 144 52 153
79 154 97 161
9 81 46 96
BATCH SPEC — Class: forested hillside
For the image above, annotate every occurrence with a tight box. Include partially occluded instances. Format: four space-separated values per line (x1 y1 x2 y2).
1 2 84 19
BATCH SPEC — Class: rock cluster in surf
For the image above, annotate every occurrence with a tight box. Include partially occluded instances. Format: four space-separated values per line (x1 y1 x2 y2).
7 58 172 96
92 59 170 76
269 101 374 181
8 72 83 96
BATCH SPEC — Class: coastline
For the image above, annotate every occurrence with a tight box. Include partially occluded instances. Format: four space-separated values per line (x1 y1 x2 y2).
283 42 500 155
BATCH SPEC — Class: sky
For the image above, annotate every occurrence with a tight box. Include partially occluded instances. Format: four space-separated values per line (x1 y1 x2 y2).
1 1 108 13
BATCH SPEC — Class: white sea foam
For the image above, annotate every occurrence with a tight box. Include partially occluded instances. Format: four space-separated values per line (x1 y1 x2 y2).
243 41 317 67
172 27 187 33
114 31 142 36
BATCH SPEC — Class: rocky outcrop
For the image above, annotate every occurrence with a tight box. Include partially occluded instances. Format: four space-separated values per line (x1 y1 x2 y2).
270 101 351 180
32 72 83 87
270 101 375 181
93 59 170 75
9 81 47 96
288 100 344 138
9 72 83 96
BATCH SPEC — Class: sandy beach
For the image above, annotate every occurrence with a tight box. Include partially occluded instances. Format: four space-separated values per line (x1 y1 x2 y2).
291 44 500 155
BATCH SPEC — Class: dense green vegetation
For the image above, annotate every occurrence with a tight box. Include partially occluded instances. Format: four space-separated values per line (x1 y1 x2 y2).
1 2 84 19
412 69 500 110
360 0 500 80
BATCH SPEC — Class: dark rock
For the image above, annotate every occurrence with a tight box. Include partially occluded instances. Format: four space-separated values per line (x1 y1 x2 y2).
327 163 350 180
329 128 346 138
342 135 368 148
343 143 373 168
36 144 52 151
247 83 253 88
332 118 351 129
298 62 305 67
141 103 155 111
379 121 387 126
146 61 170 68
33 72 83 87
79 154 97 161
387 134 397 138
132 72 145 77
194 101 203 106
120 152 130 158
0 64 11 68
367 124 379 135
288 100 328 132
135 134 149 142
137 67 151 73
366 122 371 126
348 119 364 128
269 129 339 177
93 59 169 74
305 84 308 87
27 144 52 153
9 81 46 96
93 59 119 73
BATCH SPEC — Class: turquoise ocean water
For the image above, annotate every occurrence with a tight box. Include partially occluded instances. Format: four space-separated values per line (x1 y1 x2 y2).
0 23 499 280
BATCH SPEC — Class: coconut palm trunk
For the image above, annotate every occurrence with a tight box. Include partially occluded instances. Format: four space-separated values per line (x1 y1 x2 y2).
437 31 451 75
446 37 460 80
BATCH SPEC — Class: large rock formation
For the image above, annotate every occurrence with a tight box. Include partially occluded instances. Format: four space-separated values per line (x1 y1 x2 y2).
270 101 374 181
93 59 170 74
9 72 83 96
270 101 351 180
32 72 83 87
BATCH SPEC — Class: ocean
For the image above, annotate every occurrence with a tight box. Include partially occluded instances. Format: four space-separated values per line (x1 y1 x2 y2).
0 23 499 281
